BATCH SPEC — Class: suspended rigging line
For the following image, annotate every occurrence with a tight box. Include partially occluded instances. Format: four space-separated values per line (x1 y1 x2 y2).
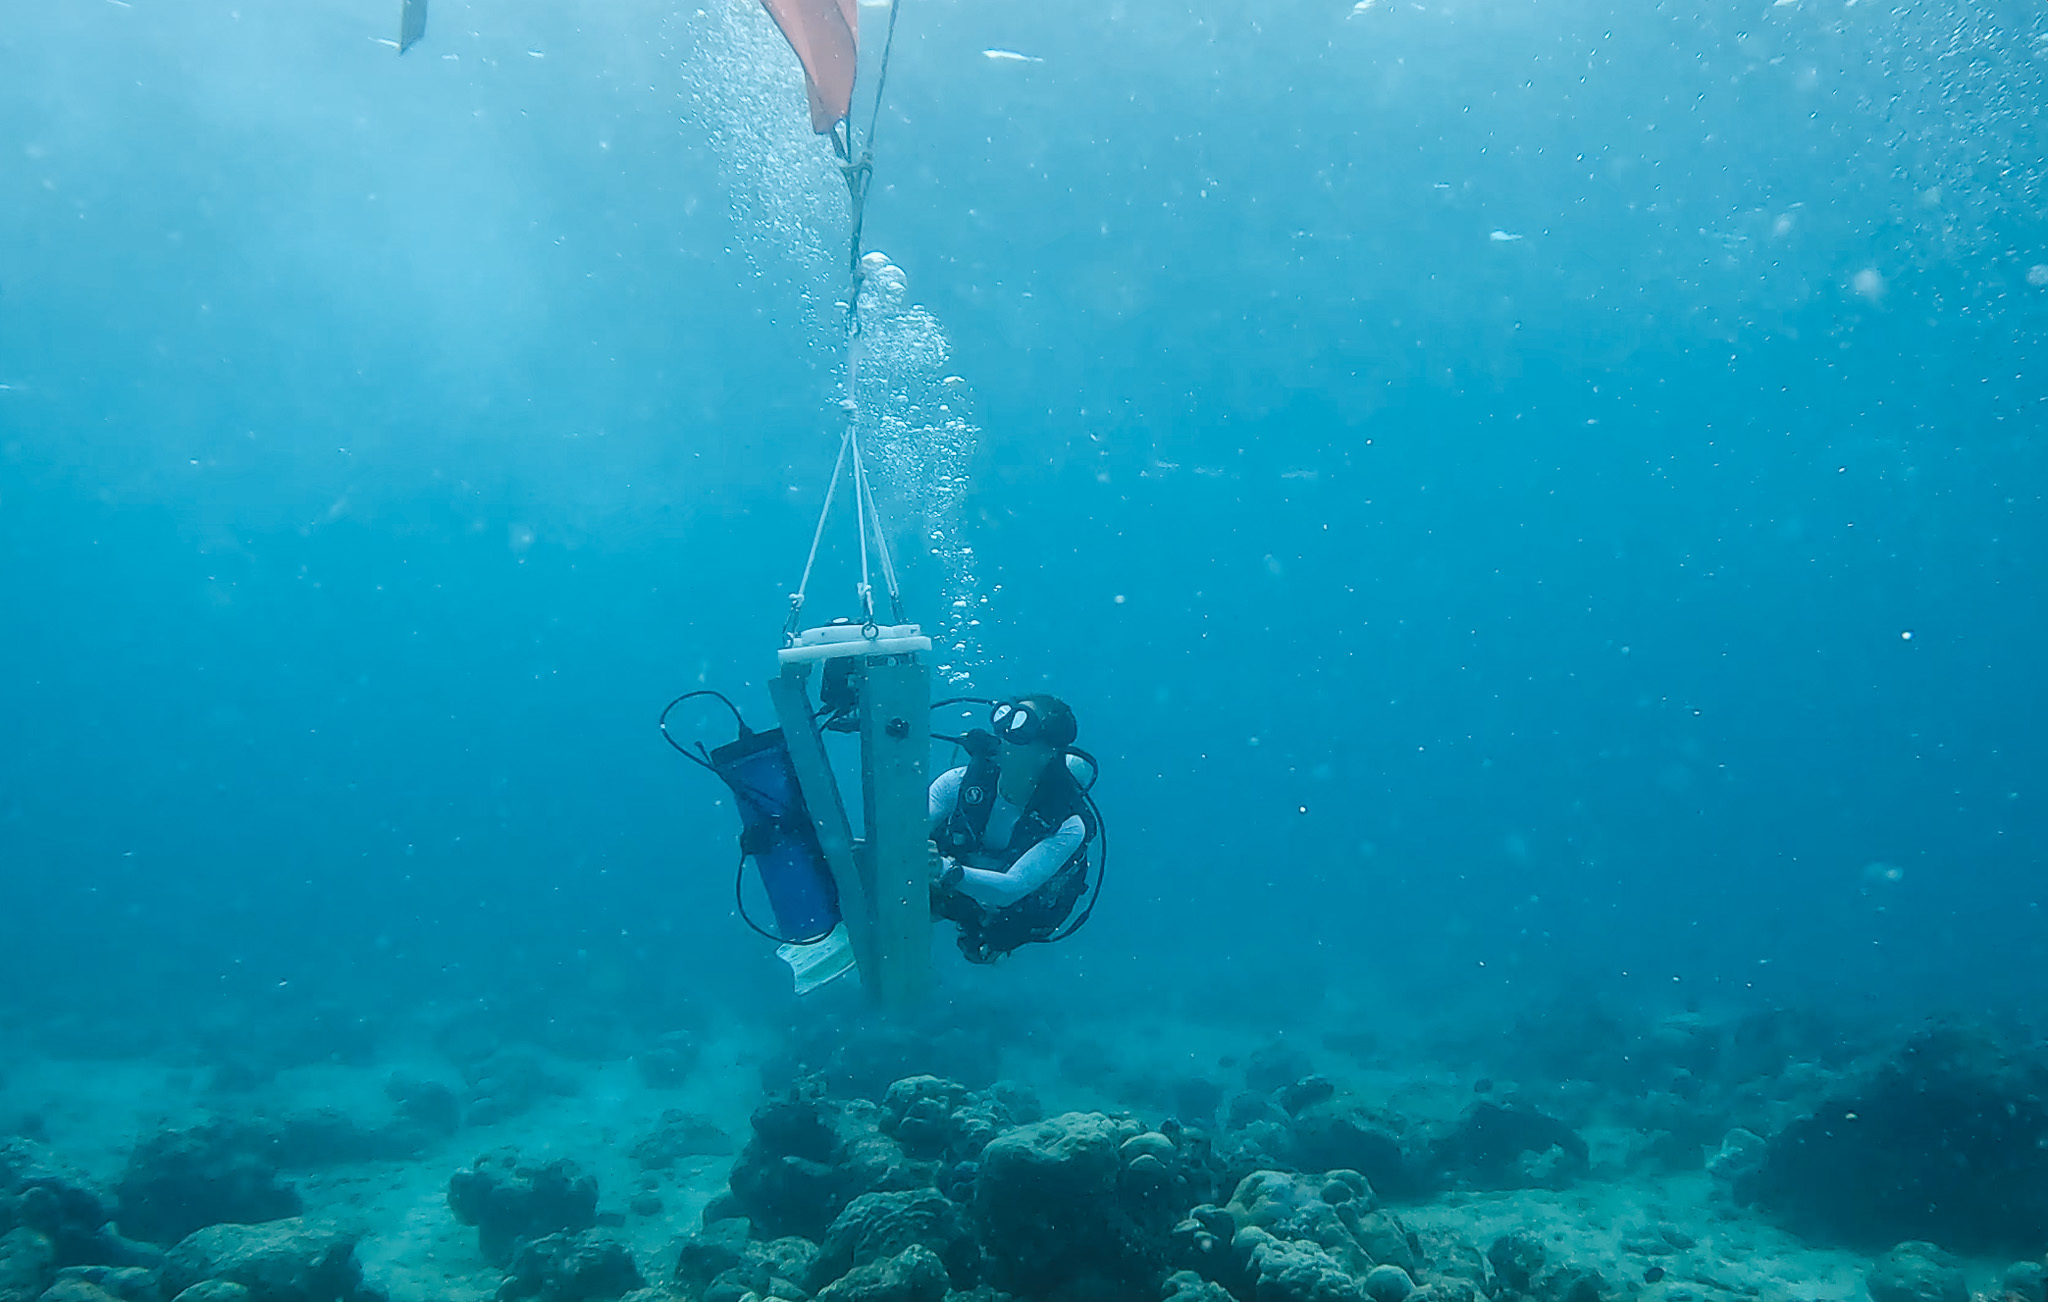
783 0 913 641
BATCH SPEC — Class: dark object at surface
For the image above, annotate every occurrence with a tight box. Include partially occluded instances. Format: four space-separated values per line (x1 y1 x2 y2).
1643 1266 1666 1284
1738 1028 2048 1254
115 1126 303 1247
398 0 427 54
447 1153 599 1267
499 1233 644 1302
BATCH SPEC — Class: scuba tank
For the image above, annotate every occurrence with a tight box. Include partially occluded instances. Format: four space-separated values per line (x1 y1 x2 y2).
662 691 841 944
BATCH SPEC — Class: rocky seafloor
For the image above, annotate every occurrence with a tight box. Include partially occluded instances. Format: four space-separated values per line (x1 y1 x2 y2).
3 996 2046 1302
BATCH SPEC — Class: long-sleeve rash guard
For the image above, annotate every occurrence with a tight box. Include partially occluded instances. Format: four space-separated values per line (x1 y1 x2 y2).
929 762 1087 909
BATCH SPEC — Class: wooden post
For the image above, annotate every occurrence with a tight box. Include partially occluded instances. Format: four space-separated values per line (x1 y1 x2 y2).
858 657 932 1008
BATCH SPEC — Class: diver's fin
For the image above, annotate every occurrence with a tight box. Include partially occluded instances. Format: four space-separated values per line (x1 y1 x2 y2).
778 923 858 996
398 0 428 54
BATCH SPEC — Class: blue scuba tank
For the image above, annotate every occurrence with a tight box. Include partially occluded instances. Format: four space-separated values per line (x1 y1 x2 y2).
709 728 841 941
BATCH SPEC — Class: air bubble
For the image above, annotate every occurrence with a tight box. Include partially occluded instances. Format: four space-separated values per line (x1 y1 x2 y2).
684 0 988 681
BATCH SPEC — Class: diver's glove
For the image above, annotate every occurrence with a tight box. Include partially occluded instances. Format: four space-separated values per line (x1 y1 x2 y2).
928 858 966 920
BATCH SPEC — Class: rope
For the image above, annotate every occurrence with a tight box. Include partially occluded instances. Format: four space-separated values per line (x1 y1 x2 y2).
786 428 854 640
837 0 902 341
851 433 876 630
787 0 912 644
857 442 906 622
842 158 872 343
864 0 904 158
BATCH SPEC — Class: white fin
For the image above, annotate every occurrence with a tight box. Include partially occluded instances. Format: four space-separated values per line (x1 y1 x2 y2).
779 923 858 995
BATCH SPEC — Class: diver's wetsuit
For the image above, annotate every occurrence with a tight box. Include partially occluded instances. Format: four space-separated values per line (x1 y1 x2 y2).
927 758 1088 907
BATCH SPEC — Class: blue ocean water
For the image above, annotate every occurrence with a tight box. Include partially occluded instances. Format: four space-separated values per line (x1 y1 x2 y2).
3 3 2048 1290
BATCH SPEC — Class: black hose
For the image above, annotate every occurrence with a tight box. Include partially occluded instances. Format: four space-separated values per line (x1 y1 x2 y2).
732 840 836 947
1064 745 1101 792
659 690 748 772
1048 791 1108 943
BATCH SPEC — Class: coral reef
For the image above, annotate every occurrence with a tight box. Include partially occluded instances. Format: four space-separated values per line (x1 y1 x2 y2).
630 1113 734 1172
447 1153 600 1267
811 1244 947 1302
0 1228 56 1302
19 998 2048 1302
499 1233 644 1302
1275 1106 1411 1197
696 1077 1225 1302
1425 1104 1587 1191
159 1220 383 1302
0 1142 156 1270
716 1087 930 1241
1738 1028 2048 1253
116 1110 428 1249
972 1111 1202 1299
115 1126 305 1248
1864 1242 1968 1302
807 1190 977 1292
672 1222 816 1302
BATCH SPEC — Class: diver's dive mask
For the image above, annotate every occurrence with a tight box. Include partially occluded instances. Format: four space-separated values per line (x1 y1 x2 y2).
990 699 1075 748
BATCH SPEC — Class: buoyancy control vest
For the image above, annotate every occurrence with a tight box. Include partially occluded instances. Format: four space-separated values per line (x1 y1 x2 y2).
935 752 1096 963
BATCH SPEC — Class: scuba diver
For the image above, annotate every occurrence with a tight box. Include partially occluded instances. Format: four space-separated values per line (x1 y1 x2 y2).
928 695 1101 964
652 0 1111 996
663 683 1107 993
